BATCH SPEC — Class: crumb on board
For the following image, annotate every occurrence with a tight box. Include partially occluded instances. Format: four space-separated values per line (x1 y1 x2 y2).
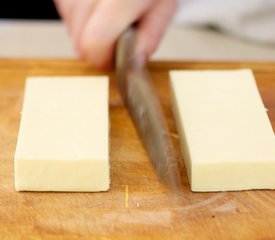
122 185 129 208
162 131 179 139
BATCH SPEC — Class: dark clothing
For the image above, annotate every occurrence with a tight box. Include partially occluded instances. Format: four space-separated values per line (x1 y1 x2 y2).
1 0 60 19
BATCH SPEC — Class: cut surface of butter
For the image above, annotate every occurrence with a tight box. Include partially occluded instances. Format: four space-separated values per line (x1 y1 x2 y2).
170 69 275 192
14 76 109 192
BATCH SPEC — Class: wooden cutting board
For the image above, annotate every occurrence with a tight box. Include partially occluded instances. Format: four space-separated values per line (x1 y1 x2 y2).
1 59 275 239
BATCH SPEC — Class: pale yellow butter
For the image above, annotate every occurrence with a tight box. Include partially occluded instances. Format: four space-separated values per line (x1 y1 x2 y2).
170 69 275 192
14 76 109 192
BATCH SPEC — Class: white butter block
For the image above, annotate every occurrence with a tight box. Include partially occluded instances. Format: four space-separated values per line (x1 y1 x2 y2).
170 69 275 192
14 76 109 192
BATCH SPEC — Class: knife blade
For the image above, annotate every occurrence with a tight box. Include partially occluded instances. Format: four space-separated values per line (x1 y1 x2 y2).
116 27 182 192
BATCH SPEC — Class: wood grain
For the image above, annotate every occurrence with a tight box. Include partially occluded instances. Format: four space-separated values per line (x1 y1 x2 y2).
1 59 275 239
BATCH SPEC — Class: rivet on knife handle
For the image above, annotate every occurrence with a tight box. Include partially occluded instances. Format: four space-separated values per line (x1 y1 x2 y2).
116 27 182 192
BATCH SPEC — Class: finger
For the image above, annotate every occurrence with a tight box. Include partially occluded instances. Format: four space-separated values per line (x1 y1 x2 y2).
78 0 154 69
54 0 98 55
135 0 177 59
70 0 98 45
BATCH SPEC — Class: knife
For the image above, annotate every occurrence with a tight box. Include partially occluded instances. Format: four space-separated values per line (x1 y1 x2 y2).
116 27 182 192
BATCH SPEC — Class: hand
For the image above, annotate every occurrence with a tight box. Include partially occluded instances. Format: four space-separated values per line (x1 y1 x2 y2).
54 0 177 69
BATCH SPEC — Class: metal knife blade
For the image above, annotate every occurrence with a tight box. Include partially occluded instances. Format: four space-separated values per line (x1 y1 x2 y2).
116 27 182 192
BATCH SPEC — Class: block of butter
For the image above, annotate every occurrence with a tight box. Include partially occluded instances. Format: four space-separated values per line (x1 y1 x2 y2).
14 76 110 192
170 69 275 192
